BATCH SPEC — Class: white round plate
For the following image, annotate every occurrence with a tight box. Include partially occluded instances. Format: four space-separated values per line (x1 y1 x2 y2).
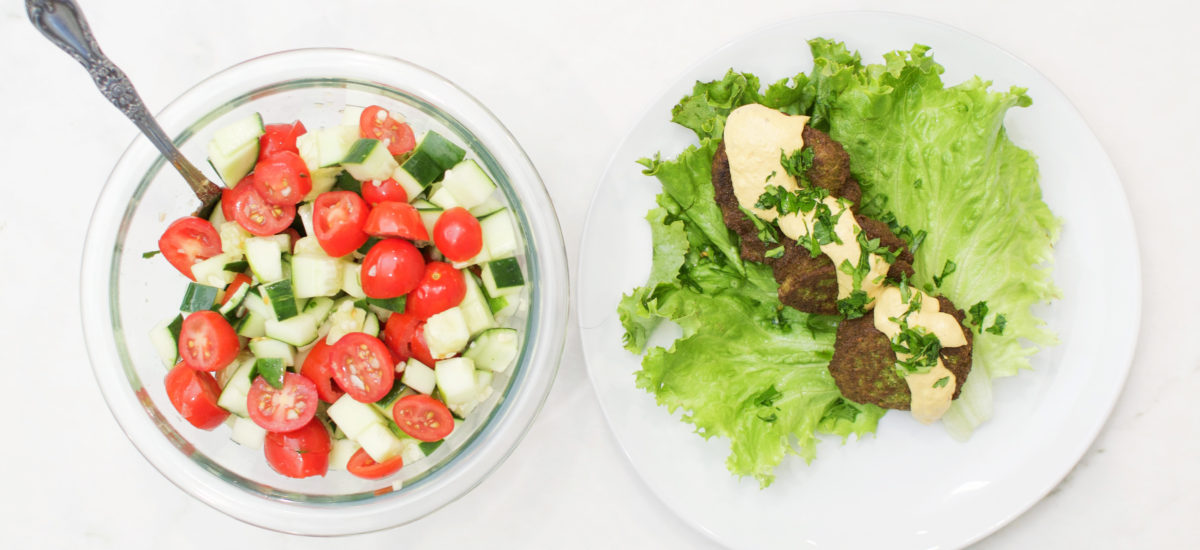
577 11 1139 550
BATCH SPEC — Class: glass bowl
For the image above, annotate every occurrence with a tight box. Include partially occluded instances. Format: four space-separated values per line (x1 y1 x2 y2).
79 49 568 535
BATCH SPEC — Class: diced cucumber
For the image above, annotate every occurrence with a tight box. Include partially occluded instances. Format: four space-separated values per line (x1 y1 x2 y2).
207 113 264 185
427 186 459 210
217 282 250 318
400 439 426 465
390 164 424 201
301 296 337 325
482 257 524 297
463 328 519 373
291 255 342 298
208 201 227 227
304 167 342 202
479 209 518 259
357 422 404 463
329 438 362 471
261 279 299 320
314 125 361 168
191 252 239 288
341 261 365 299
401 358 436 394
235 310 268 338
435 357 477 406
263 313 319 347
342 139 399 181
242 289 276 321
179 282 219 313
362 309 380 337
440 159 496 209
149 315 183 368
449 380 494 418
341 105 366 126
216 352 253 388
363 296 406 314
327 394 384 439
322 299 368 345
469 197 505 218
296 131 321 172
413 200 443 238
450 241 491 269
394 131 466 191
253 357 286 389
370 382 411 418
217 358 257 417
248 337 296 367
230 416 268 449
218 221 251 257
424 307 470 359
245 237 284 282
459 271 496 336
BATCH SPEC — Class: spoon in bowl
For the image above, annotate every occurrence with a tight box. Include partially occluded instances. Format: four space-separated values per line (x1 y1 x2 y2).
27 0 223 217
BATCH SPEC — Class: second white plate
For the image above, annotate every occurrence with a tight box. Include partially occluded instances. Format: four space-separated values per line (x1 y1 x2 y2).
577 12 1139 550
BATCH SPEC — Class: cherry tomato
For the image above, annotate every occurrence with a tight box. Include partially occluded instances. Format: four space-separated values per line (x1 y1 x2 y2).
359 105 416 155
381 311 421 364
299 339 344 403
361 178 408 206
404 262 466 320
157 216 222 280
253 150 311 206
392 394 454 442
345 447 405 479
363 201 429 241
360 238 425 299
409 322 438 368
229 180 296 236
220 174 253 222
432 207 483 262
258 121 307 160
164 362 229 430
247 373 319 433
329 333 395 403
263 418 330 479
312 191 370 257
219 273 253 307
178 311 240 372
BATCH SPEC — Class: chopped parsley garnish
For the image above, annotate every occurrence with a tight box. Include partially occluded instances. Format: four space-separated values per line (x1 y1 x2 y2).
909 230 927 253
967 301 990 331
836 290 870 319
825 398 862 422
856 231 900 264
932 259 957 288
890 319 943 375
765 170 777 183
933 376 950 389
755 185 843 258
780 147 815 180
142 250 161 259
986 314 1008 335
764 245 785 259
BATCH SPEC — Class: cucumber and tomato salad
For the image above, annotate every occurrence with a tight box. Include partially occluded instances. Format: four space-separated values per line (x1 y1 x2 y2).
151 105 525 481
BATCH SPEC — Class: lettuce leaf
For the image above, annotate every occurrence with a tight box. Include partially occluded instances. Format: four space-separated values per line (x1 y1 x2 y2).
619 38 1057 485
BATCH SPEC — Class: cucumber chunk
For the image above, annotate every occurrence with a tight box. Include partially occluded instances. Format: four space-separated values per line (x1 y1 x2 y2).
479 209 519 259
435 357 477 406
291 255 342 298
440 159 496 209
327 394 384 440
261 280 299 320
342 139 399 181
329 438 362 471
149 315 183 368
481 257 524 297
463 328 519 373
230 416 268 449
180 282 219 313
245 237 285 282
424 307 470 359
217 358 257 417
248 337 296 367
401 358 437 394
357 422 404 463
207 113 264 184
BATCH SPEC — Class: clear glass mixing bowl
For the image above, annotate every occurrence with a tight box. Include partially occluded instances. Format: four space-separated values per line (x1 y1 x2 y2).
79 48 568 535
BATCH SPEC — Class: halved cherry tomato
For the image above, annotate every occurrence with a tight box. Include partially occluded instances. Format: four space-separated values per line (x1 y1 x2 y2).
363 201 429 241
381 311 421 364
219 273 253 307
253 150 311 206
312 191 370 257
404 262 466 320
329 333 395 403
263 418 330 479
392 394 454 442
229 180 296 236
409 322 437 367
361 238 425 299
346 448 405 479
247 373 319 433
258 121 307 160
220 174 253 222
164 362 229 430
157 216 222 280
178 311 240 372
361 178 408 206
359 105 416 155
432 207 483 262
299 338 344 403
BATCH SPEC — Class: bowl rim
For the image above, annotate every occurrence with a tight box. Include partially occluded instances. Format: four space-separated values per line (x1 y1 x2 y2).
80 47 569 535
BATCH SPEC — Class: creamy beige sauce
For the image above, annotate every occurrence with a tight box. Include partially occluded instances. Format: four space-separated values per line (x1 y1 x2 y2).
724 104 809 222
873 286 968 423
776 198 891 301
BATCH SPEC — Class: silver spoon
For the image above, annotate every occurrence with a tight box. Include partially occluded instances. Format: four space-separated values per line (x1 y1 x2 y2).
27 0 222 217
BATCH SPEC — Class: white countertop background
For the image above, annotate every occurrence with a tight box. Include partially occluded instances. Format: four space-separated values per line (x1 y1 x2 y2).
1 1 1195 548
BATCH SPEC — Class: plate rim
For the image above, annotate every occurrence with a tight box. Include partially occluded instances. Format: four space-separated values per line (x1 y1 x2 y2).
576 10 1141 549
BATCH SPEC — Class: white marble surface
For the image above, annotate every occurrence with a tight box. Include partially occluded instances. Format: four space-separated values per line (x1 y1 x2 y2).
1 1 1195 548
